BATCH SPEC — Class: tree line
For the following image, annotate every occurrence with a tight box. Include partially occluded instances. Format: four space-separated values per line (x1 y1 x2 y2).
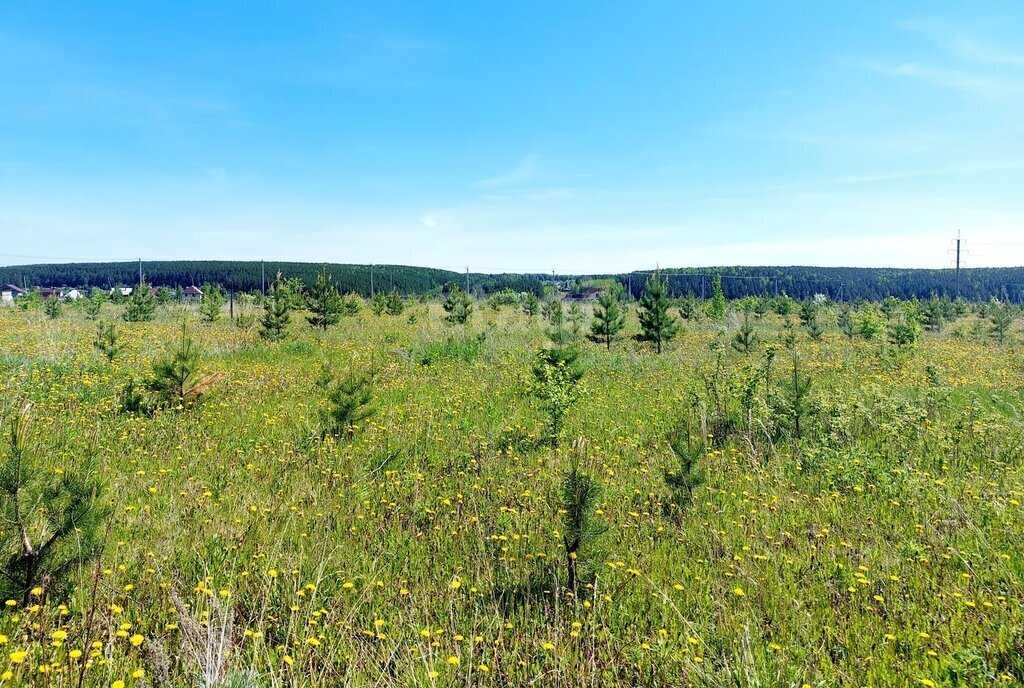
0 261 547 297
4 260 1024 302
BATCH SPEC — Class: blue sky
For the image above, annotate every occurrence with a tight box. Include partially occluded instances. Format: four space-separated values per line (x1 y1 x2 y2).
2 1 1024 272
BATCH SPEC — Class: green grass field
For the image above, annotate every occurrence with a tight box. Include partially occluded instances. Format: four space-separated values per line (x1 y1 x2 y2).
0 301 1022 687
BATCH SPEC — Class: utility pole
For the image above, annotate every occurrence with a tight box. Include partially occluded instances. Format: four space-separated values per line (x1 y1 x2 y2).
465 267 470 294
955 231 962 299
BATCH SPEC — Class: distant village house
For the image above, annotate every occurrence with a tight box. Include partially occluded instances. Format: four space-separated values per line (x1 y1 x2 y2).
1 285 26 303
563 287 604 302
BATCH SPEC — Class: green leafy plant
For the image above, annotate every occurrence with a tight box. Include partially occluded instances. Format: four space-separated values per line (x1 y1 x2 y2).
854 305 885 340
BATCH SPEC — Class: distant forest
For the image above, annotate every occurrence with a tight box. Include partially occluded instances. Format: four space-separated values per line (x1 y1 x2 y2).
0 261 548 297
2 261 1024 302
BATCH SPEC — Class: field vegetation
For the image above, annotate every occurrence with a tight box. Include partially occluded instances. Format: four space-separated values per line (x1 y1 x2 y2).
0 285 1022 687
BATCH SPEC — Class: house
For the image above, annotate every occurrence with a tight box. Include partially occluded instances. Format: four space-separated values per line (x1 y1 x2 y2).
111 287 133 297
38 287 64 300
64 289 83 300
182 285 203 302
1 285 26 303
564 287 604 302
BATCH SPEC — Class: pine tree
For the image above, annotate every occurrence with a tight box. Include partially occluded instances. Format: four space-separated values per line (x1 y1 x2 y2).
590 292 626 350
805 315 824 342
0 403 109 603
260 272 292 341
305 269 343 330
559 448 605 594
43 298 61 320
198 284 226 323
799 299 817 326
542 297 568 344
148 321 203 407
84 291 104 320
443 286 473 325
838 306 856 339
385 290 405 316
369 291 388 316
707 275 726 319
319 372 375 439
990 302 1014 342
340 293 362 316
531 347 585 448
122 283 156 322
663 430 705 522
637 272 679 354
567 303 585 341
731 310 758 353
93 321 121 362
521 293 540 317
678 295 699 321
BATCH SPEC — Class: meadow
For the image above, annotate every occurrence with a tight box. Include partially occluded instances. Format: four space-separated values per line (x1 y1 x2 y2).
0 296 1022 687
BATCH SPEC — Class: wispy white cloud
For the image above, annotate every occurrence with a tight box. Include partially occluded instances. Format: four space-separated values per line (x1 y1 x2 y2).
865 61 1023 99
477 153 539 187
950 36 1024 67
770 161 1024 191
899 19 1024 67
